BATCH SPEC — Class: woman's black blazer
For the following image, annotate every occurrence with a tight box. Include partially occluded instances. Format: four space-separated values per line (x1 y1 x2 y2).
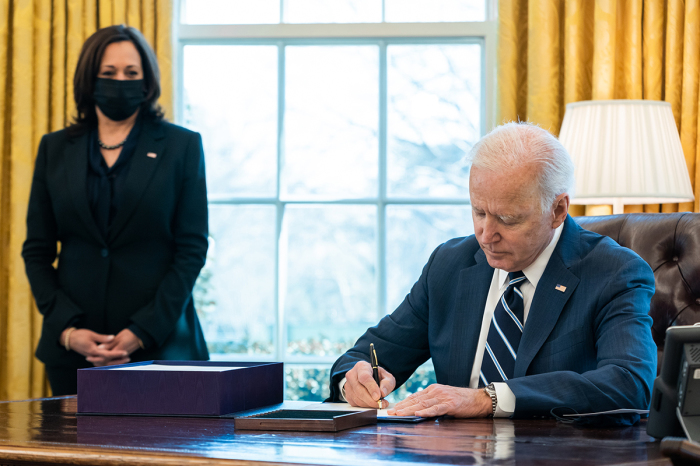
22 118 210 368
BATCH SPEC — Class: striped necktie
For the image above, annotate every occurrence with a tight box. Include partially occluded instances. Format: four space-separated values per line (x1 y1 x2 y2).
479 271 526 387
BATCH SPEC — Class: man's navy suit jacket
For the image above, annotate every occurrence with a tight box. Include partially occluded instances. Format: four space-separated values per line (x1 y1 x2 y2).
329 215 657 417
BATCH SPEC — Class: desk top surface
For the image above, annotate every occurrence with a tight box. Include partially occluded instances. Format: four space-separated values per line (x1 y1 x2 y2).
0 396 672 466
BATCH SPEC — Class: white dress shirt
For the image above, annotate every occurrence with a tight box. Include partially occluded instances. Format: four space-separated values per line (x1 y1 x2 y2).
340 224 563 417
475 224 563 416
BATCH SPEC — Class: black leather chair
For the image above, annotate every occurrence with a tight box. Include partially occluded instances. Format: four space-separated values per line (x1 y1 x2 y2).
574 212 700 374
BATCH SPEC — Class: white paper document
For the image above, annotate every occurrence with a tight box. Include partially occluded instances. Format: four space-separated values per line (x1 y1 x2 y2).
304 402 420 419
111 364 243 372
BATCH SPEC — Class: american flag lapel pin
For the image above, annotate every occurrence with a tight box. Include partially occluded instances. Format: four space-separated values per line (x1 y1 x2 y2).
555 284 567 293
147 152 157 158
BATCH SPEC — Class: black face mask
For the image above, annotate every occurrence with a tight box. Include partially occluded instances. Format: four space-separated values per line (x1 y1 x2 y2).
93 78 146 121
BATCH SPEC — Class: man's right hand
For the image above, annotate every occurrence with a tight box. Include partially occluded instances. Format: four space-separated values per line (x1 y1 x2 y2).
344 360 396 409
61 328 130 366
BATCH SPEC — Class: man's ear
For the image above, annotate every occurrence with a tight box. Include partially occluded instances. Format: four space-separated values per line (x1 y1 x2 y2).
551 193 570 228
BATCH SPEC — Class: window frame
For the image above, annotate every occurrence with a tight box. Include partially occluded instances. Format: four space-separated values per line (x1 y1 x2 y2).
173 1 498 371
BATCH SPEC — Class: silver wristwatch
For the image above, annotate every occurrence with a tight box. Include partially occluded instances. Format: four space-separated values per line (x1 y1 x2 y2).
483 383 497 417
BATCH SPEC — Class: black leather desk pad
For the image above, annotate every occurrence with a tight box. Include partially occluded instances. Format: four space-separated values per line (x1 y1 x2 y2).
234 409 377 432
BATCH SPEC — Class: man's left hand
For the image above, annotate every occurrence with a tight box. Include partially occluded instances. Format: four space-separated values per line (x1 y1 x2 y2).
387 384 493 418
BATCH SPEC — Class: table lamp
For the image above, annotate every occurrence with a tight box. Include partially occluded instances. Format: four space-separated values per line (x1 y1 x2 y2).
558 100 694 214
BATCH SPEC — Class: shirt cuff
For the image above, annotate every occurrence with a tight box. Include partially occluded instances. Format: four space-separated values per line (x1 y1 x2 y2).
493 382 516 417
128 324 154 350
338 377 347 402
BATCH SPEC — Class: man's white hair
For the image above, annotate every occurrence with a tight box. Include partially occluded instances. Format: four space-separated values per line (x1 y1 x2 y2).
467 122 575 213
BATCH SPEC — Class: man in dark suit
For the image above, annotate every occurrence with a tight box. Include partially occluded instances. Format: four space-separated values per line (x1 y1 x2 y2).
329 122 656 419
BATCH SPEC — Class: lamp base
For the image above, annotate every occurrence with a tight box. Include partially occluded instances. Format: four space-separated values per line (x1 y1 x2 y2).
612 199 625 215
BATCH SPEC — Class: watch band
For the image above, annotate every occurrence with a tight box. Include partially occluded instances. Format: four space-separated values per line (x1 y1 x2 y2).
483 383 497 417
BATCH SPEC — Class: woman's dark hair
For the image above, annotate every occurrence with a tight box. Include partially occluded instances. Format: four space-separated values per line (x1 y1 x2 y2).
68 25 164 135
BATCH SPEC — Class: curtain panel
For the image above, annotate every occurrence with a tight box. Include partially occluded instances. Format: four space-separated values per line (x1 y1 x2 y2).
498 0 700 216
0 0 172 400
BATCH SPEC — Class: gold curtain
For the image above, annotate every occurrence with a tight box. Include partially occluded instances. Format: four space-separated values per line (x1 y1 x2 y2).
0 0 173 401
498 0 700 216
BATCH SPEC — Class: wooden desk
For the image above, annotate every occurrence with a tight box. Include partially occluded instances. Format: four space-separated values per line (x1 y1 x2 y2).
0 396 671 465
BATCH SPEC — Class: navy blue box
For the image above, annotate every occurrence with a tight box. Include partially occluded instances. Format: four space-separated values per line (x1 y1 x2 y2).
77 360 283 416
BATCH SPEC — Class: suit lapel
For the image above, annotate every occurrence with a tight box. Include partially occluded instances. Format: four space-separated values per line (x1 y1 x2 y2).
65 133 105 245
448 248 494 387
108 120 166 242
514 215 582 377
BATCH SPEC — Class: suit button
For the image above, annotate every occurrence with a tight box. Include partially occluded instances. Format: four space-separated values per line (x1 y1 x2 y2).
101 249 109 258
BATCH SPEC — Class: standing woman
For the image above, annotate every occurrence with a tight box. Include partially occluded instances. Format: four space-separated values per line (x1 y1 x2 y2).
22 25 209 395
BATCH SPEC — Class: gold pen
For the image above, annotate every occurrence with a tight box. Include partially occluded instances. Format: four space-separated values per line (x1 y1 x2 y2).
370 343 382 409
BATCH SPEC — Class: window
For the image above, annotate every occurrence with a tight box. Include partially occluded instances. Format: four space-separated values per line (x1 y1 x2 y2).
176 0 497 401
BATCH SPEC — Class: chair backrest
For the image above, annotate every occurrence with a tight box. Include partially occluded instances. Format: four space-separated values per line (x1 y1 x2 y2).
574 212 700 374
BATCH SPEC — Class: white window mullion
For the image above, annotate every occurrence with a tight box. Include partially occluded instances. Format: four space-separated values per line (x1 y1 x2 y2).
276 42 286 366
378 40 388 319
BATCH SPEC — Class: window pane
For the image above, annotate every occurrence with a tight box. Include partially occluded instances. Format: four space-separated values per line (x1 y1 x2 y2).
183 46 278 197
283 0 381 23
386 205 473 311
387 44 480 198
385 0 485 22
195 205 276 355
285 365 331 401
386 362 437 402
284 46 379 198
181 0 280 24
285 363 435 402
283 205 377 356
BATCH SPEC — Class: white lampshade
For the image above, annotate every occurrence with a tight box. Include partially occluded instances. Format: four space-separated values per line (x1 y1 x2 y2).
558 100 694 214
